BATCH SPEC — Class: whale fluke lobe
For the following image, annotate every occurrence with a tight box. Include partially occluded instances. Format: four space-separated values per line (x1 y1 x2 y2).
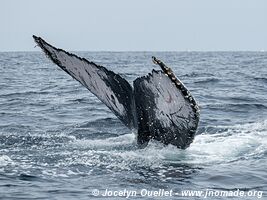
33 35 200 149
134 70 199 149
33 35 137 129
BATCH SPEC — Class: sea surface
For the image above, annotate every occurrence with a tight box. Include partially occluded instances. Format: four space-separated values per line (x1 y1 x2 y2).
0 52 266 200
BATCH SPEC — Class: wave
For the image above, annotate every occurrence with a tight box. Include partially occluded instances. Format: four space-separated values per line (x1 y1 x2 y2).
205 103 267 111
0 91 49 98
182 72 215 78
254 77 267 83
193 78 220 84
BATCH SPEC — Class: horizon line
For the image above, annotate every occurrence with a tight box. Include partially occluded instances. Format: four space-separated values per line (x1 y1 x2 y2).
0 50 266 53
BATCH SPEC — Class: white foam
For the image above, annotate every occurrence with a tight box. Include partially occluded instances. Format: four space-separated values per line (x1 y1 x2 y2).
183 120 267 164
66 120 267 169
0 155 14 166
70 133 136 150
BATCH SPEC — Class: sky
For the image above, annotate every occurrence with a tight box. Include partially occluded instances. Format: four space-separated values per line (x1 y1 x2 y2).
0 0 266 51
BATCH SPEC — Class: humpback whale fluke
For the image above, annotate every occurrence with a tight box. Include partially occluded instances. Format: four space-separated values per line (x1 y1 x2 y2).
33 35 200 149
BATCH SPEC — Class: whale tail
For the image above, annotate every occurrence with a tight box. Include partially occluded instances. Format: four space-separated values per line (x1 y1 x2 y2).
33 35 200 149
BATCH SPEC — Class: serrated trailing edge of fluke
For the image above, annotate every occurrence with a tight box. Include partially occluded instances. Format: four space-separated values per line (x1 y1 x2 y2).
152 56 200 116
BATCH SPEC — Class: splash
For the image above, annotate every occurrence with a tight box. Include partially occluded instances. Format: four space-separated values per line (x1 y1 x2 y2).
67 120 267 170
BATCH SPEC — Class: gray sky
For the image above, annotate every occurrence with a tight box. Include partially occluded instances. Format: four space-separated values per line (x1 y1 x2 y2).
1 0 266 51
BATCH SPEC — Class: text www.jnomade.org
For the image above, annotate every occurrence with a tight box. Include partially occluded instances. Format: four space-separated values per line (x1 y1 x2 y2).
91 188 263 198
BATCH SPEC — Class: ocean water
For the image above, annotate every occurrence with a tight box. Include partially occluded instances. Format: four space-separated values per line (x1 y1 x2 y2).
0 52 266 200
